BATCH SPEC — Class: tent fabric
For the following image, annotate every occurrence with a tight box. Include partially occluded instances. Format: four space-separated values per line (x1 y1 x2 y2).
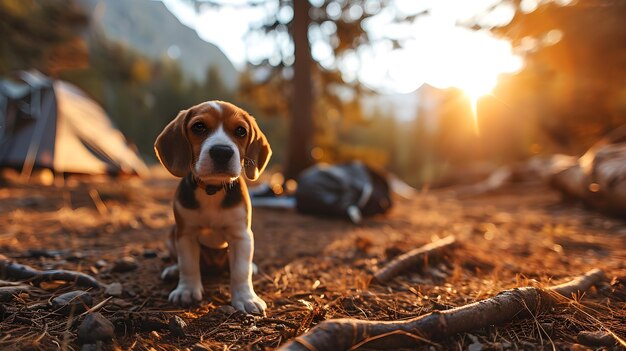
0 71 148 177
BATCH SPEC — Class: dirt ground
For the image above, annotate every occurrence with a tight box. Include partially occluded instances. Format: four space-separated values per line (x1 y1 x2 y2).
0 173 624 350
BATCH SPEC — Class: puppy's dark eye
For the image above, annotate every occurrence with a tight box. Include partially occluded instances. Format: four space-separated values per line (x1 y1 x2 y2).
235 126 247 137
191 122 208 135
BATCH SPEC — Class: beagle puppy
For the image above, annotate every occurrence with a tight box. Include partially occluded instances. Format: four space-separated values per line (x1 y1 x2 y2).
154 101 271 314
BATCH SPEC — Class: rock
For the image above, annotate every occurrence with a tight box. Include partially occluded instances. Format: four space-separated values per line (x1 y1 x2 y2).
104 283 123 297
66 252 86 262
51 291 92 315
577 330 616 347
143 249 158 258
169 315 187 337
27 249 64 259
110 257 138 273
77 313 114 344
95 260 107 269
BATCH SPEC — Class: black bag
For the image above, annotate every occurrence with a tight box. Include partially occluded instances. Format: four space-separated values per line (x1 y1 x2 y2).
295 161 392 223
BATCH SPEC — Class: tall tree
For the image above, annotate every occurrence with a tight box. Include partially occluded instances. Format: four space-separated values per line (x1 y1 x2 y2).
0 0 88 75
285 0 315 179
474 0 626 154
187 0 415 179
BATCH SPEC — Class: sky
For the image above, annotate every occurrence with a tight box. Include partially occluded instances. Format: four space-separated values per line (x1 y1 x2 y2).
161 0 526 97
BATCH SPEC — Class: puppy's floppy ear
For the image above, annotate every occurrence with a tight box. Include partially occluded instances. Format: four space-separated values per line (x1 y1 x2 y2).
244 114 272 181
154 109 192 177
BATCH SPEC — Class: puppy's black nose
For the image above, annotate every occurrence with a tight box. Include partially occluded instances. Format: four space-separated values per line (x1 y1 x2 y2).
209 145 234 164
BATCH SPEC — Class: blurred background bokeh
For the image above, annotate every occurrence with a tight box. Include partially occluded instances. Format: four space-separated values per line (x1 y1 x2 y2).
2 0 625 186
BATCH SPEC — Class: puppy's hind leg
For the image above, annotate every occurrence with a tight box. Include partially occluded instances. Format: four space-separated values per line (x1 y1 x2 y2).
162 226 180 281
161 264 179 281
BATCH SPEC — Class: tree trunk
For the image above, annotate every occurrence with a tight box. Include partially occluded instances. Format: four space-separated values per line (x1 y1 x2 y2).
284 0 315 181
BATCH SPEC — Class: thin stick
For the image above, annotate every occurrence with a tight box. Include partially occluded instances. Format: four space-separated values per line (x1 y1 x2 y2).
80 296 113 316
89 188 108 215
278 269 605 351
0 259 102 288
373 236 457 284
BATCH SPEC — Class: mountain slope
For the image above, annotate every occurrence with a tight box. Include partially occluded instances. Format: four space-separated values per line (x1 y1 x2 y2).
76 0 238 90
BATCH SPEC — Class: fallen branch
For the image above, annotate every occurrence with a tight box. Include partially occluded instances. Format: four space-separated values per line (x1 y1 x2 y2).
278 269 605 351
373 236 457 284
0 259 102 289
453 167 512 198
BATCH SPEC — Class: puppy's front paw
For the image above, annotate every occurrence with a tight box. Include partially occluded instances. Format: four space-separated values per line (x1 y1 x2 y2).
168 283 203 306
231 292 267 314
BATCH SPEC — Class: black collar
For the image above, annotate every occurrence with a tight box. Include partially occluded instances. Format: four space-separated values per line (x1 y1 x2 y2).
191 175 237 195
203 183 223 195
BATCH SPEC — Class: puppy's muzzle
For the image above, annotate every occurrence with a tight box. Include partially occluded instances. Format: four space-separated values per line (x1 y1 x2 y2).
209 145 234 165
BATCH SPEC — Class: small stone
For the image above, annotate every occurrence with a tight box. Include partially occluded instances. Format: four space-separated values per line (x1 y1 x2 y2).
111 257 138 273
77 313 114 344
468 343 483 351
577 330 616 347
169 315 187 337
104 283 123 297
51 291 92 315
95 260 107 269
27 249 63 259
143 249 158 258
67 252 86 262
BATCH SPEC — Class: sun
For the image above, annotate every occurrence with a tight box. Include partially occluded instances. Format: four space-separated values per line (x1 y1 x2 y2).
455 67 500 135
419 28 522 134
357 25 523 131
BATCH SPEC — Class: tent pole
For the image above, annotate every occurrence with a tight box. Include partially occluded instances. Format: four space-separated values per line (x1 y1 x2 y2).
20 87 54 181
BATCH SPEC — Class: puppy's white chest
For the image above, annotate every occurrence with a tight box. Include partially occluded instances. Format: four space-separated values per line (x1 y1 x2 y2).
175 189 247 249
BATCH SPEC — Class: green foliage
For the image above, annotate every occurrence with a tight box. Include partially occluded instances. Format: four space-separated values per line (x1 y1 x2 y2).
60 35 235 161
0 0 87 74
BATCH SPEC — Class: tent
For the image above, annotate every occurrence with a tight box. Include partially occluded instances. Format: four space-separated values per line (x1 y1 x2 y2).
0 71 148 178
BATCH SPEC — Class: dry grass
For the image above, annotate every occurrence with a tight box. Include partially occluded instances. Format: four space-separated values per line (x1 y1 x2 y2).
0 175 624 350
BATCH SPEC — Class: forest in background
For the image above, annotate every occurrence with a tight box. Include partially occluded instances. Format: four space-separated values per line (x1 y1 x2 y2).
1 0 625 186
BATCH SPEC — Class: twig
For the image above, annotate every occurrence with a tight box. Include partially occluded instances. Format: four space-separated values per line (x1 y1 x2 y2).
80 296 113 316
89 188 109 215
373 236 457 284
278 269 606 351
0 259 102 288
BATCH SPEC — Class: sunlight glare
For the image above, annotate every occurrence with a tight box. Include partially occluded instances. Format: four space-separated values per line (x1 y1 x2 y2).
360 19 522 96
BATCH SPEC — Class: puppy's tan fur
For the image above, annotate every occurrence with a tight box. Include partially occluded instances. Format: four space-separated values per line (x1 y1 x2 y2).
155 101 271 313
